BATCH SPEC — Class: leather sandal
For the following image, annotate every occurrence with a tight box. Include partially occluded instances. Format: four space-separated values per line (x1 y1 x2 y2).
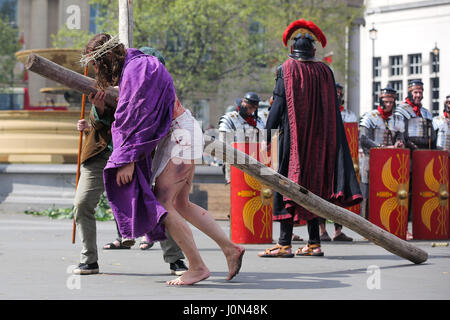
258 243 294 258
295 244 324 256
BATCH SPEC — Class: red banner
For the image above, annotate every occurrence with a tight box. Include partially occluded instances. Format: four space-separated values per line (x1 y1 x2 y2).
412 150 449 240
369 148 410 239
230 142 273 244
343 122 360 214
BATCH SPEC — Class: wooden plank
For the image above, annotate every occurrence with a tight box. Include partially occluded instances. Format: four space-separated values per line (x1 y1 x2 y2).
205 136 428 264
25 54 118 109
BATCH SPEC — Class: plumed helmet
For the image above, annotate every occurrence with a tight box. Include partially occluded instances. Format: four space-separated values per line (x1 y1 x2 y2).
243 92 260 105
283 19 326 60
282 19 327 48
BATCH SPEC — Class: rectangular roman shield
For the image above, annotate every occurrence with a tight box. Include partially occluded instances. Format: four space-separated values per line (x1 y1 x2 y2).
412 150 449 240
369 148 410 239
230 142 273 244
343 122 360 214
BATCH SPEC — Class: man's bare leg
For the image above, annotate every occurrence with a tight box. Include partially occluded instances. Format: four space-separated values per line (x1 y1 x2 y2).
162 210 210 285
172 161 245 280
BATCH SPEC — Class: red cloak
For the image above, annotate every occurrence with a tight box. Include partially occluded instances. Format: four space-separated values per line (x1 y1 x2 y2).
282 58 362 222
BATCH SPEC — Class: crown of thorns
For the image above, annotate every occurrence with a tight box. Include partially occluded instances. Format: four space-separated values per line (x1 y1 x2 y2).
80 35 121 67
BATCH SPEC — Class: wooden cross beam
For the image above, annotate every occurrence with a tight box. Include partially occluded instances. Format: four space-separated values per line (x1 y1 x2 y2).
25 53 118 109
204 136 428 264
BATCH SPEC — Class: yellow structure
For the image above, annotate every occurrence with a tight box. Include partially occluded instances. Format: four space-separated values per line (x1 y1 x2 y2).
0 49 92 164
0 110 84 164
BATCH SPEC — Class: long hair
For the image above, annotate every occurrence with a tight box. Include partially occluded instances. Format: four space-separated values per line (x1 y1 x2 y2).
83 33 127 90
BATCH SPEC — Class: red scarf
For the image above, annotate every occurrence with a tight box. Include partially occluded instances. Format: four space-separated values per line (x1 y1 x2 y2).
445 112 448 119
377 105 392 120
237 106 257 127
339 105 344 112
405 98 421 116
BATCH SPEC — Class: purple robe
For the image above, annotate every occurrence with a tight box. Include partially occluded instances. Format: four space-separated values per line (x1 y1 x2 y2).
103 48 175 242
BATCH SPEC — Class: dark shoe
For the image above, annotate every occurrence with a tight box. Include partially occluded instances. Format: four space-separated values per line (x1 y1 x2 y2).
170 259 188 275
73 262 99 275
103 241 131 250
333 233 353 242
320 231 331 242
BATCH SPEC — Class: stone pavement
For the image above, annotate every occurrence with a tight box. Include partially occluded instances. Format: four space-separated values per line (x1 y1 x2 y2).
0 212 449 301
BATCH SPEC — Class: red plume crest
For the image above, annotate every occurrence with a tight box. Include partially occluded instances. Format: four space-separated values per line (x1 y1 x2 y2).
282 19 327 48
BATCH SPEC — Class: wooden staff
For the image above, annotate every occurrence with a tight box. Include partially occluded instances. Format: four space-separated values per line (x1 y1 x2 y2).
204 136 428 264
72 66 89 244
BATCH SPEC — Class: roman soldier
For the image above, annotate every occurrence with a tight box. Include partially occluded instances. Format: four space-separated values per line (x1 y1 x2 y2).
336 83 358 123
218 92 267 183
359 86 405 217
258 18 362 258
395 79 436 150
432 94 450 151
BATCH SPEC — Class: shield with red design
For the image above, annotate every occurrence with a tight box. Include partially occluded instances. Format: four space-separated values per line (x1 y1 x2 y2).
343 122 360 214
412 150 449 240
230 142 273 244
369 148 410 239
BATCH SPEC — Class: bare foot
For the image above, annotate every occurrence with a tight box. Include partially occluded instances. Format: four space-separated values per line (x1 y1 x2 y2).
225 245 245 281
166 268 210 286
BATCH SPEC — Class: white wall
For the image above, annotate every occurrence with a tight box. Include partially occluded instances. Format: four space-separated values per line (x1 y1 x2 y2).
360 0 450 116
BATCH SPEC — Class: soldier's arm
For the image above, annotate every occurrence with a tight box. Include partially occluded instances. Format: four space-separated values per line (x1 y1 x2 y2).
359 126 379 150
265 67 285 143
406 119 435 149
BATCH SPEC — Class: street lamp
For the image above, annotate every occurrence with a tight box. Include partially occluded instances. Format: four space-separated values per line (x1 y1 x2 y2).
431 43 440 116
369 23 378 108
432 42 440 56
369 24 378 41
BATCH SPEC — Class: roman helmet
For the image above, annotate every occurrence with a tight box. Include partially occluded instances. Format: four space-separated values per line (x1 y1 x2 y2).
243 92 260 105
238 92 260 119
407 79 423 102
379 86 397 110
444 94 450 114
282 19 327 60
336 82 344 106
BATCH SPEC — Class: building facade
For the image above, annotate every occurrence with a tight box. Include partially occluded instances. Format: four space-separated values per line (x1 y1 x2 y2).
10 1 449 124
359 0 450 116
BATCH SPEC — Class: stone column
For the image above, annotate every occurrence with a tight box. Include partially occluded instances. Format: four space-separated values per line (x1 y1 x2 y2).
28 0 48 106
